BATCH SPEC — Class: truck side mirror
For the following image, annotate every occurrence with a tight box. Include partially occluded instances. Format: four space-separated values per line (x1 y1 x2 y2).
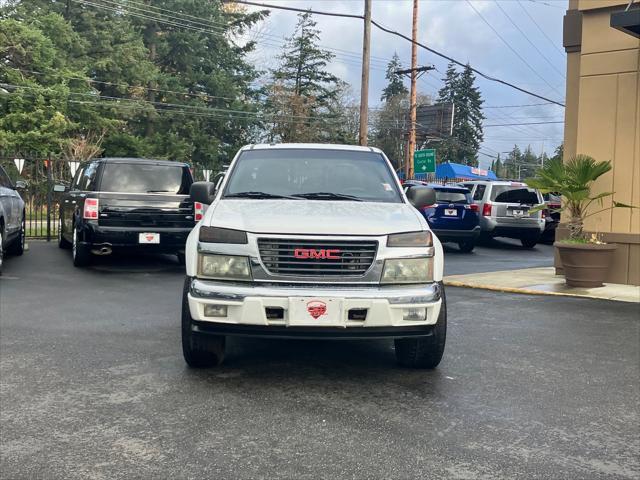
406 186 436 209
190 181 216 205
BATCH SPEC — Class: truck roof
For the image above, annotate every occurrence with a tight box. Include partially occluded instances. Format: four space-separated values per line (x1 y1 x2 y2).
242 143 383 154
92 157 190 167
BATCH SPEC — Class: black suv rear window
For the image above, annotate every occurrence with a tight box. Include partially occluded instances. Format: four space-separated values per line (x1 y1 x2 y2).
99 163 191 194
435 190 469 204
491 185 539 204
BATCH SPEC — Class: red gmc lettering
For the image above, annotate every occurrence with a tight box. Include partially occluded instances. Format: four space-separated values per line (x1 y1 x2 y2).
294 248 341 260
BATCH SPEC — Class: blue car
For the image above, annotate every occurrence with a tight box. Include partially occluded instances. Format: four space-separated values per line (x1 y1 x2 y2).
404 181 481 253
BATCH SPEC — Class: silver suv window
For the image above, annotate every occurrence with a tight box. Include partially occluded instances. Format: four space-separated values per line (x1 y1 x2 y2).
472 184 486 201
490 185 540 204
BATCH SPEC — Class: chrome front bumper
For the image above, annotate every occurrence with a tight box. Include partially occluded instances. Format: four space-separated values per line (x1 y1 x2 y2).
188 278 443 329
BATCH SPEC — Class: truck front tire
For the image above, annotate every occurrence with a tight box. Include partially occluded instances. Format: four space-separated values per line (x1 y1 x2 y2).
394 287 447 369
181 278 225 368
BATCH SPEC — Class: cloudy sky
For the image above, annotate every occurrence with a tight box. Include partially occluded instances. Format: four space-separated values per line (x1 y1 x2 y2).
242 0 568 169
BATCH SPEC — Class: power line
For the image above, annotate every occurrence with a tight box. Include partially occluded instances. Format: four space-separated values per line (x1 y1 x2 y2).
119 0 392 66
484 121 564 127
526 0 566 10
464 0 564 98
71 0 389 72
9 67 242 103
493 0 565 79
233 0 565 107
484 102 556 108
516 0 566 57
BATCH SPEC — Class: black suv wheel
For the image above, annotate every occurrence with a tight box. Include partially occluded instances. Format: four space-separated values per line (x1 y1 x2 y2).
395 285 447 369
72 227 91 267
58 215 71 249
181 277 225 367
8 214 25 256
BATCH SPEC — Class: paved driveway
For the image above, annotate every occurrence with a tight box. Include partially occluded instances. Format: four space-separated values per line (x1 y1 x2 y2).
0 242 638 479
443 237 554 276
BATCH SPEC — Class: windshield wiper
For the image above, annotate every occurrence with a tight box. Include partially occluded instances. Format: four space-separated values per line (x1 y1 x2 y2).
292 192 363 201
224 191 298 200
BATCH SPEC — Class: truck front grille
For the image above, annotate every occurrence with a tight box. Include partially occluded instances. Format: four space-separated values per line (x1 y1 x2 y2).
257 238 378 277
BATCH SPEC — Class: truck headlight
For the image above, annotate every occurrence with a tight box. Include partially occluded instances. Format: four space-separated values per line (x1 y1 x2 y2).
387 231 432 247
198 254 251 280
381 257 433 284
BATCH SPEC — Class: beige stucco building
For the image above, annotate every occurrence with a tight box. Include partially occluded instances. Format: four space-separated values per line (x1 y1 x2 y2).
562 0 640 285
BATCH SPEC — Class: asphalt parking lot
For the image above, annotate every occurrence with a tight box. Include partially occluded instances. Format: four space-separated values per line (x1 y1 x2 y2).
1 241 638 479
441 237 554 276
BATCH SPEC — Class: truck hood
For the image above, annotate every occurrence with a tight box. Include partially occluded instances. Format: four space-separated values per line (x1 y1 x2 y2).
206 199 424 236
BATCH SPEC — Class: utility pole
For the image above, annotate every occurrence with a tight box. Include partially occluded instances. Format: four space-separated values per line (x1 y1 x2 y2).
404 0 419 179
358 0 372 146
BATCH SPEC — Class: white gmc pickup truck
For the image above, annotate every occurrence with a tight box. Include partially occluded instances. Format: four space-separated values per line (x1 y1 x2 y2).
182 144 446 368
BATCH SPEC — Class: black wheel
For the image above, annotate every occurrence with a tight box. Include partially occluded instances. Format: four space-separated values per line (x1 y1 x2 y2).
458 240 475 253
181 277 225 367
72 227 91 267
176 252 186 266
520 237 538 249
395 285 447 369
8 213 25 256
58 215 71 249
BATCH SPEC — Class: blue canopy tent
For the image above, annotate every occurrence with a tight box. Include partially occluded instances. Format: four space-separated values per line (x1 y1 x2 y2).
435 162 498 181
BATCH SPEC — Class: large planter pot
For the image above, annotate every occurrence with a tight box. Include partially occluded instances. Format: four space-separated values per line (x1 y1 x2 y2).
554 242 617 288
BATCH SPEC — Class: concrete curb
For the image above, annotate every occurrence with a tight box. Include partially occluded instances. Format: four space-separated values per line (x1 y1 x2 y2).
443 279 639 303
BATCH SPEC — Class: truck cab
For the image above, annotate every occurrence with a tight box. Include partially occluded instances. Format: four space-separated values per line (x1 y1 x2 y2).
182 144 447 369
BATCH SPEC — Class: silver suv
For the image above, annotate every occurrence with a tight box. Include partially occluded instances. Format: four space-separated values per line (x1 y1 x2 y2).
460 180 545 248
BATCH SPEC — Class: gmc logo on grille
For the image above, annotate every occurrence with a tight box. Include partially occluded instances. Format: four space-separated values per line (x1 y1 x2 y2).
294 248 341 260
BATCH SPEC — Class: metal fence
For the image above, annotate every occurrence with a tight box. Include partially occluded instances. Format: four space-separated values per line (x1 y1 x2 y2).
397 172 469 185
0 155 74 239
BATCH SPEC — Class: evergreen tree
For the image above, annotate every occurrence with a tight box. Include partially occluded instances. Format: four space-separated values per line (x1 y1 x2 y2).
551 143 564 162
493 154 503 178
504 145 523 179
381 52 407 102
1 0 266 168
437 62 460 104
436 62 484 166
265 11 342 142
371 95 409 168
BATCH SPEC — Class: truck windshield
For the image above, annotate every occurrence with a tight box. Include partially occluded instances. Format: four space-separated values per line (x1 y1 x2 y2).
223 149 402 203
100 163 191 194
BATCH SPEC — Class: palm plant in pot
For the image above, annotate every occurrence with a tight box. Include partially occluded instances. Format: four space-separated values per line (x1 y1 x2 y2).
527 154 635 288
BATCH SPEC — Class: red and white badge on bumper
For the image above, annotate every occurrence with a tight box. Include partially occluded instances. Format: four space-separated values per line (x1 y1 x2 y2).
288 297 342 326
139 232 160 244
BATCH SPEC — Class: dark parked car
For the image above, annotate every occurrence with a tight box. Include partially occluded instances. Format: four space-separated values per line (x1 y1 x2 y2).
404 180 480 252
57 158 199 267
541 193 561 243
0 165 26 274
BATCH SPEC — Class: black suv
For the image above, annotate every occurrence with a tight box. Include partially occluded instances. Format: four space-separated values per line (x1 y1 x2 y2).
57 158 198 267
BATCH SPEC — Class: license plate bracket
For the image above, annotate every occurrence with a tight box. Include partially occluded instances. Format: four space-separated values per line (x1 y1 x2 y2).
139 232 160 244
288 297 342 326
511 209 528 217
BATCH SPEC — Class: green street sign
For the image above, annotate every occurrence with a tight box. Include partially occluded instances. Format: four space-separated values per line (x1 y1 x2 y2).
414 149 436 174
